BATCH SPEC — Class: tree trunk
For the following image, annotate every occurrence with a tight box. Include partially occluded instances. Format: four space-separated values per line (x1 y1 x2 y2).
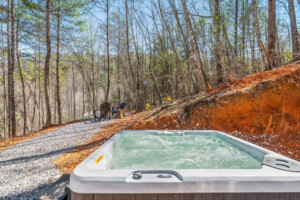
234 0 238 56
158 0 191 95
1 21 7 138
9 0 16 137
209 0 225 84
7 0 11 137
31 41 37 132
105 0 110 103
168 0 191 59
180 0 210 91
117 15 121 104
56 0 62 124
252 0 271 71
16 1 27 135
241 0 246 59
38 32 43 129
72 62 76 120
82 82 85 116
90 47 95 112
129 3 143 110
125 0 139 110
44 0 52 127
267 0 276 70
288 0 300 61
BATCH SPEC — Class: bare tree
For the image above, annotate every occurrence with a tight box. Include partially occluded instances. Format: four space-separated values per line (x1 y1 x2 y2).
267 0 277 70
7 0 11 137
252 0 271 71
1 21 7 138
168 0 191 59
125 0 139 109
209 0 225 84
8 0 16 137
288 0 300 61
56 0 62 124
105 0 110 103
16 0 27 135
234 0 238 56
180 0 210 91
44 0 52 126
157 0 191 95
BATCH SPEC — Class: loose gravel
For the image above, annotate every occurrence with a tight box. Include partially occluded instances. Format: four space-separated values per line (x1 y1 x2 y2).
0 120 112 199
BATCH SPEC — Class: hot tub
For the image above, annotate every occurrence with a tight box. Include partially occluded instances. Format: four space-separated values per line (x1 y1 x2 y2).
70 130 300 200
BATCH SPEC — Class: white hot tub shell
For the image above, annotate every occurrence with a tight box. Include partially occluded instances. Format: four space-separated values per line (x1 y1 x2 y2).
70 130 300 199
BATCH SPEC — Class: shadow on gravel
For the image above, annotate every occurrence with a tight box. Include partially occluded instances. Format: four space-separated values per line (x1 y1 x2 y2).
0 145 82 165
0 137 108 165
0 174 70 200
83 119 112 124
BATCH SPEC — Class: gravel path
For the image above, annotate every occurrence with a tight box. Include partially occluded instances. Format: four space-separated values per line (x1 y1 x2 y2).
0 120 112 199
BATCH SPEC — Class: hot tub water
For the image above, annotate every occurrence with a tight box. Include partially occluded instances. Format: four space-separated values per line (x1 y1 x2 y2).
110 134 262 169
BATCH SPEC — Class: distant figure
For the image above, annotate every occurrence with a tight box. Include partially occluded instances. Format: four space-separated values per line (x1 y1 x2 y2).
118 102 126 119
120 102 126 110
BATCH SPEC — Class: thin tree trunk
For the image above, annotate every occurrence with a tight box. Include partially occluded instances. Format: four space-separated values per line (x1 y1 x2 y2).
44 0 52 127
158 0 191 95
130 4 144 110
148 45 162 104
38 32 42 129
72 62 76 120
241 0 246 59
252 0 271 71
31 41 37 132
125 0 139 110
82 82 85 116
16 1 27 135
168 0 191 59
91 48 95 112
181 0 210 91
9 0 16 137
1 21 7 138
234 0 238 56
105 0 110 103
7 0 11 137
56 0 62 124
267 0 276 70
209 0 225 84
117 15 121 104
288 0 300 61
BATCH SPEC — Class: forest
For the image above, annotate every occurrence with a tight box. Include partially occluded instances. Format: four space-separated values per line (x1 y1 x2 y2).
0 0 299 139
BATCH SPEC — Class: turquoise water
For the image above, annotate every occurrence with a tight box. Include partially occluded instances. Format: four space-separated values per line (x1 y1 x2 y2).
110 134 262 169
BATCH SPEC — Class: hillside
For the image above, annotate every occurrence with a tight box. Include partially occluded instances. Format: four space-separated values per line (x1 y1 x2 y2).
132 64 300 135
56 64 300 173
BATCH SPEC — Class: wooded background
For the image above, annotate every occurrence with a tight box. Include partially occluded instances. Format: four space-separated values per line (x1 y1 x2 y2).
0 0 299 139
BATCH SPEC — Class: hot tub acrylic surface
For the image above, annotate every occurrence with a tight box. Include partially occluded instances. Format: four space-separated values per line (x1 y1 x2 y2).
111 134 262 170
70 130 300 198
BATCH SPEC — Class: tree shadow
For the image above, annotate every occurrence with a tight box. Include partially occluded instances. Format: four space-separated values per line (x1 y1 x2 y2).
0 137 108 165
0 174 70 200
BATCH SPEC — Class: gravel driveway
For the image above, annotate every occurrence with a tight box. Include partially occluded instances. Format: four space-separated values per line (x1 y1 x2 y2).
0 120 112 199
